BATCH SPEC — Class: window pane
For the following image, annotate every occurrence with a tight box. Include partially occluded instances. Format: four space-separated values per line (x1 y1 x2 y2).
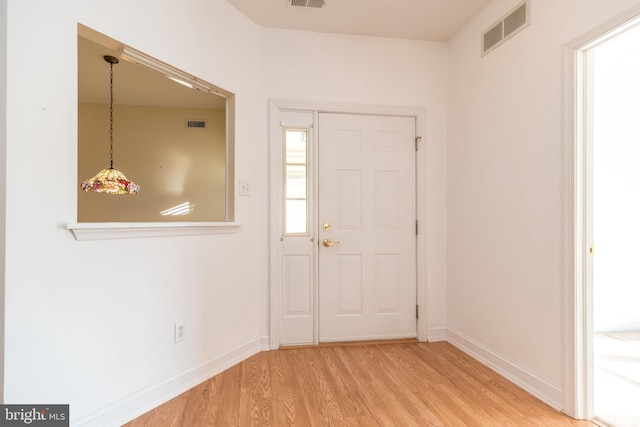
286 130 307 164
284 128 310 236
286 200 307 234
286 165 307 198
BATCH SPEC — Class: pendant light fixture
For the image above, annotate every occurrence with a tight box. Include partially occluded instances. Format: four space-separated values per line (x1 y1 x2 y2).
81 55 140 195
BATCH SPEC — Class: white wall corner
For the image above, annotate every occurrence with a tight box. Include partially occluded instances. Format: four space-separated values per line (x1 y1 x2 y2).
447 328 564 411
73 337 264 427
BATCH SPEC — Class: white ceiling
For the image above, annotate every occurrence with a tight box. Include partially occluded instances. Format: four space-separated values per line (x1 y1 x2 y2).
225 0 492 41
79 0 492 108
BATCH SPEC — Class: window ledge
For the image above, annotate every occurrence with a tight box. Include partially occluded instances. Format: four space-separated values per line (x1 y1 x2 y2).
67 222 241 241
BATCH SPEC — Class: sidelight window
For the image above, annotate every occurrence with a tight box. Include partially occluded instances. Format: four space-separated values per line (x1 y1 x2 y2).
283 128 310 235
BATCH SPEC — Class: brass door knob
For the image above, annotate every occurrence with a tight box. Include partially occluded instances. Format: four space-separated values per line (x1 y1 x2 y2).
322 239 340 247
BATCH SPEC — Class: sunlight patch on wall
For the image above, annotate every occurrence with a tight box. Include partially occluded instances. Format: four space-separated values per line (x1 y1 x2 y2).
160 202 195 216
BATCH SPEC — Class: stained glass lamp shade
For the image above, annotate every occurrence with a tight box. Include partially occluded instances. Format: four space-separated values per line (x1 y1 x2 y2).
81 168 140 194
81 55 139 195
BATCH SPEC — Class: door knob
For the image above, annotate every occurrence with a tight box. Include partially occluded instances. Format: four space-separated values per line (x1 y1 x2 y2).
322 239 340 247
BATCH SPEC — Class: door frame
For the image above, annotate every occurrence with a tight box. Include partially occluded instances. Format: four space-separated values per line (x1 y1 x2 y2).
269 99 428 349
562 5 640 419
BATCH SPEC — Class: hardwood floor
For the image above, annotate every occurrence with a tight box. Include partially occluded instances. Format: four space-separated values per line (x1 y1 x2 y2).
124 342 595 426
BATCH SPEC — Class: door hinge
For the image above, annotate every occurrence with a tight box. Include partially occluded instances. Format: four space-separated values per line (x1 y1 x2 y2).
415 136 422 151
416 220 419 235
589 245 595 255
416 304 419 319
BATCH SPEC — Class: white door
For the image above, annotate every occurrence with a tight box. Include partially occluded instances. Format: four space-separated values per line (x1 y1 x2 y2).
318 113 417 342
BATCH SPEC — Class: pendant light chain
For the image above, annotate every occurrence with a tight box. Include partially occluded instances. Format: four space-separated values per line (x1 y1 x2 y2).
109 60 114 170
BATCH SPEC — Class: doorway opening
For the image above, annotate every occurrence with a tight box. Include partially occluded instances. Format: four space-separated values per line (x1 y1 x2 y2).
565 7 640 424
590 22 640 427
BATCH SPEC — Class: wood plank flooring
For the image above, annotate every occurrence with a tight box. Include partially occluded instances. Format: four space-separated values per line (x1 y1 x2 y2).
124 342 595 426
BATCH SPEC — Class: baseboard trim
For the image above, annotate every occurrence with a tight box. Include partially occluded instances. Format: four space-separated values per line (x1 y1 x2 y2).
446 328 563 411
74 337 265 427
259 334 271 351
427 327 447 342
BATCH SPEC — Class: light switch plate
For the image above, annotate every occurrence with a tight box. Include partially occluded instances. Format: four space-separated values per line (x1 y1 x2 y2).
239 179 251 197
174 322 185 343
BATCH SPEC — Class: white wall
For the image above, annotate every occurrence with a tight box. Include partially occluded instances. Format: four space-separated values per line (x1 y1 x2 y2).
448 0 640 409
4 0 266 424
593 25 640 332
261 29 449 337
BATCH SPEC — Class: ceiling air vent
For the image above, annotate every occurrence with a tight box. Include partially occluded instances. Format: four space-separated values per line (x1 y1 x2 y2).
290 0 326 8
186 119 206 129
482 0 529 56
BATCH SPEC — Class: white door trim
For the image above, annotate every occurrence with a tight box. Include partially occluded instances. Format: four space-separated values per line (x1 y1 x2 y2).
269 99 428 349
562 5 640 419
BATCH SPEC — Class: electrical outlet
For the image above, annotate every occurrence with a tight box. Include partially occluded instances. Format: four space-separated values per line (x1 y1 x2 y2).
174 322 185 343
239 179 251 197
